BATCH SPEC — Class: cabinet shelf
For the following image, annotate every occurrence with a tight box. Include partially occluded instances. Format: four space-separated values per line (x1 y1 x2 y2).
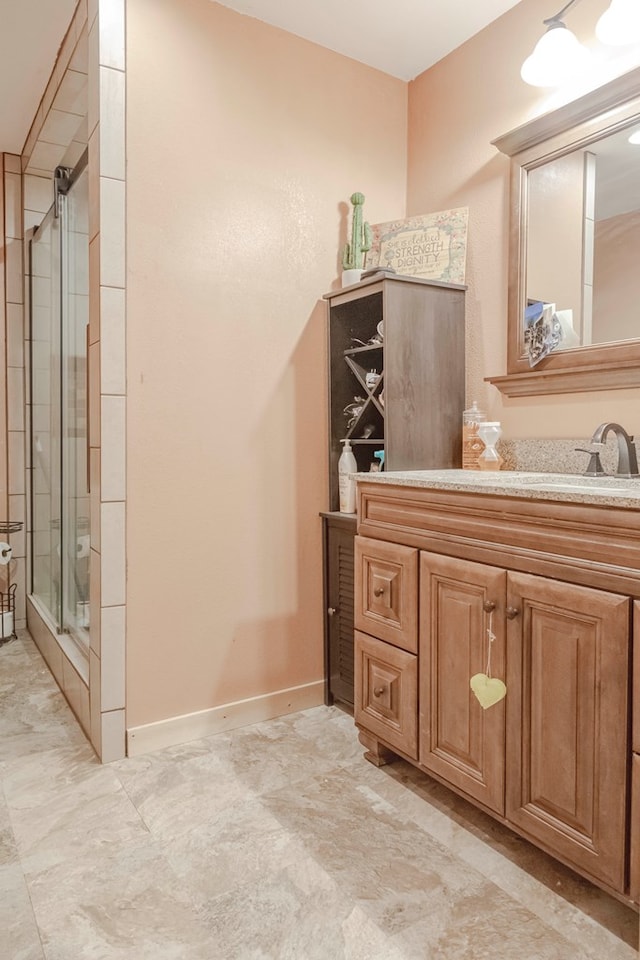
322 276 466 708
343 343 383 357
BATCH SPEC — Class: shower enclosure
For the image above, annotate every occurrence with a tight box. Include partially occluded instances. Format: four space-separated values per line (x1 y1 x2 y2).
30 155 90 654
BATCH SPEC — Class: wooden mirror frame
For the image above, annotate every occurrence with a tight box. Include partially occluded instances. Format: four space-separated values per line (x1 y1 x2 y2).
487 66 640 397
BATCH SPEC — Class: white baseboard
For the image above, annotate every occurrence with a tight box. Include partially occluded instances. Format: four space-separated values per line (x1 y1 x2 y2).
126 680 325 757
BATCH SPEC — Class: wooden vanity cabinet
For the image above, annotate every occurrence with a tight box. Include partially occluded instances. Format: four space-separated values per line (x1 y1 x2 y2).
354 481 638 903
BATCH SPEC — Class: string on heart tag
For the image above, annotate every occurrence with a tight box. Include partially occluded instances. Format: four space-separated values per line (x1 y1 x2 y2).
470 607 507 710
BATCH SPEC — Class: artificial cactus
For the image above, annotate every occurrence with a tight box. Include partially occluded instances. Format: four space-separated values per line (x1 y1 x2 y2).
342 192 372 271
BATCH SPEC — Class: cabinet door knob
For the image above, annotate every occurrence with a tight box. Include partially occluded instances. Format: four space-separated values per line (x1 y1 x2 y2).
506 606 520 620
374 587 385 597
327 607 337 616
483 600 496 613
373 686 385 697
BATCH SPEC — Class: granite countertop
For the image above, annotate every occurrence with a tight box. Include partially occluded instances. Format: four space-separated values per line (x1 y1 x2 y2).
355 469 640 509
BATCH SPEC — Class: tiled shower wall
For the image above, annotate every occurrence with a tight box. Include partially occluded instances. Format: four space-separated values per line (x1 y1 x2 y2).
87 0 127 762
15 0 127 763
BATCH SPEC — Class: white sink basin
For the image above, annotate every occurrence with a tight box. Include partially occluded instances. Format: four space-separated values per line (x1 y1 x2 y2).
516 473 640 496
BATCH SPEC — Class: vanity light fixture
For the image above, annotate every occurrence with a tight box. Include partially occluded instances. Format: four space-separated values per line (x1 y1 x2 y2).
596 0 640 45
521 0 590 87
628 130 640 143
521 0 640 87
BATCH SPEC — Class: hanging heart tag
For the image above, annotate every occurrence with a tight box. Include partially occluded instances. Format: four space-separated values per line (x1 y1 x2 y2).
470 673 507 710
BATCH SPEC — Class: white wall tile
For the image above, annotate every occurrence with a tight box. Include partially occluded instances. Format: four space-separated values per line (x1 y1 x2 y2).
100 395 125 501
100 604 125 710
12 556 26 623
69 29 89 75
6 239 23 304
99 67 125 181
99 177 125 288
89 340 101 442
90 448 101 554
89 648 102 752
100 501 125 607
6 303 24 368
89 235 101 342
62 656 90 735
24 208 45 233
7 368 24 432
101 708 125 762
53 69 87 118
89 547 101 657
99 0 125 70
24 175 53 215
88 128 100 242
4 173 22 239
100 286 125 394
8 432 25 496
39 108 86 148
28 141 69 174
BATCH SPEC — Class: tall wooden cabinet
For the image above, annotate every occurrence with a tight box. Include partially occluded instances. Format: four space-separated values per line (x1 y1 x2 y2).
321 275 465 706
354 478 638 903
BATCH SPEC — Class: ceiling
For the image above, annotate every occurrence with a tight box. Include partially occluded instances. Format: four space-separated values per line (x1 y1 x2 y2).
0 0 522 155
216 0 523 81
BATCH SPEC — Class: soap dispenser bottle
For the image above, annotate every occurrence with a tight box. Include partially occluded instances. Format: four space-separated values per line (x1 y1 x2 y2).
338 439 357 513
462 400 486 470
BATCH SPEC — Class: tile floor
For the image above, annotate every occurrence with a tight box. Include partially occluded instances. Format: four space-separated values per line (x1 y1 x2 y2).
1 631 639 960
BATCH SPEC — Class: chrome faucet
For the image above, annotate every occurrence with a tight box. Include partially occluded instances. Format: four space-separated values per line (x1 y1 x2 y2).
589 422 640 477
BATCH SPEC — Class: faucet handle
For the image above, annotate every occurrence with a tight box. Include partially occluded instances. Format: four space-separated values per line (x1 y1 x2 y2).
575 447 606 477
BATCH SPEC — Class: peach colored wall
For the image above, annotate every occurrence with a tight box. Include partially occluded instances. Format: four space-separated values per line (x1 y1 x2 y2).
125 0 407 726
408 0 640 439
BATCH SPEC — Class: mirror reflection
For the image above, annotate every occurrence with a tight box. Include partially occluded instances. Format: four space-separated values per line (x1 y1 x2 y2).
526 123 640 350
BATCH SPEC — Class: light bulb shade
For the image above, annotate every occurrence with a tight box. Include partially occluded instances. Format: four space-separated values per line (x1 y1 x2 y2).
628 130 640 144
596 0 640 45
521 22 591 87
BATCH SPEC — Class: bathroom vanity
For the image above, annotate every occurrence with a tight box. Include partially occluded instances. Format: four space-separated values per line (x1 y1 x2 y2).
354 470 640 906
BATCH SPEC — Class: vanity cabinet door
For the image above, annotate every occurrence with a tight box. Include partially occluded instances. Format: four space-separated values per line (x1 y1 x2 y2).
631 756 640 905
505 572 630 892
355 536 418 653
419 552 507 815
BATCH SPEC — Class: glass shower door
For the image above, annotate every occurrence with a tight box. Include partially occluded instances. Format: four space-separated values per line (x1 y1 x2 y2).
31 208 63 628
30 160 89 650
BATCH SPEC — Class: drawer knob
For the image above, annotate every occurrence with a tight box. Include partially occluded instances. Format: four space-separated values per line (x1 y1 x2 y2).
374 586 385 597
327 607 337 616
483 600 496 613
373 686 385 697
506 606 520 620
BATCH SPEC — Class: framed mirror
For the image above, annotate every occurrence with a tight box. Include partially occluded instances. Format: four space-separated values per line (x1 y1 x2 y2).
488 66 640 396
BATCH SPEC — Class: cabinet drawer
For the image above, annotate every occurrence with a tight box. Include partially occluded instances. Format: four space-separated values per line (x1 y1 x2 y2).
355 630 417 759
355 536 418 652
